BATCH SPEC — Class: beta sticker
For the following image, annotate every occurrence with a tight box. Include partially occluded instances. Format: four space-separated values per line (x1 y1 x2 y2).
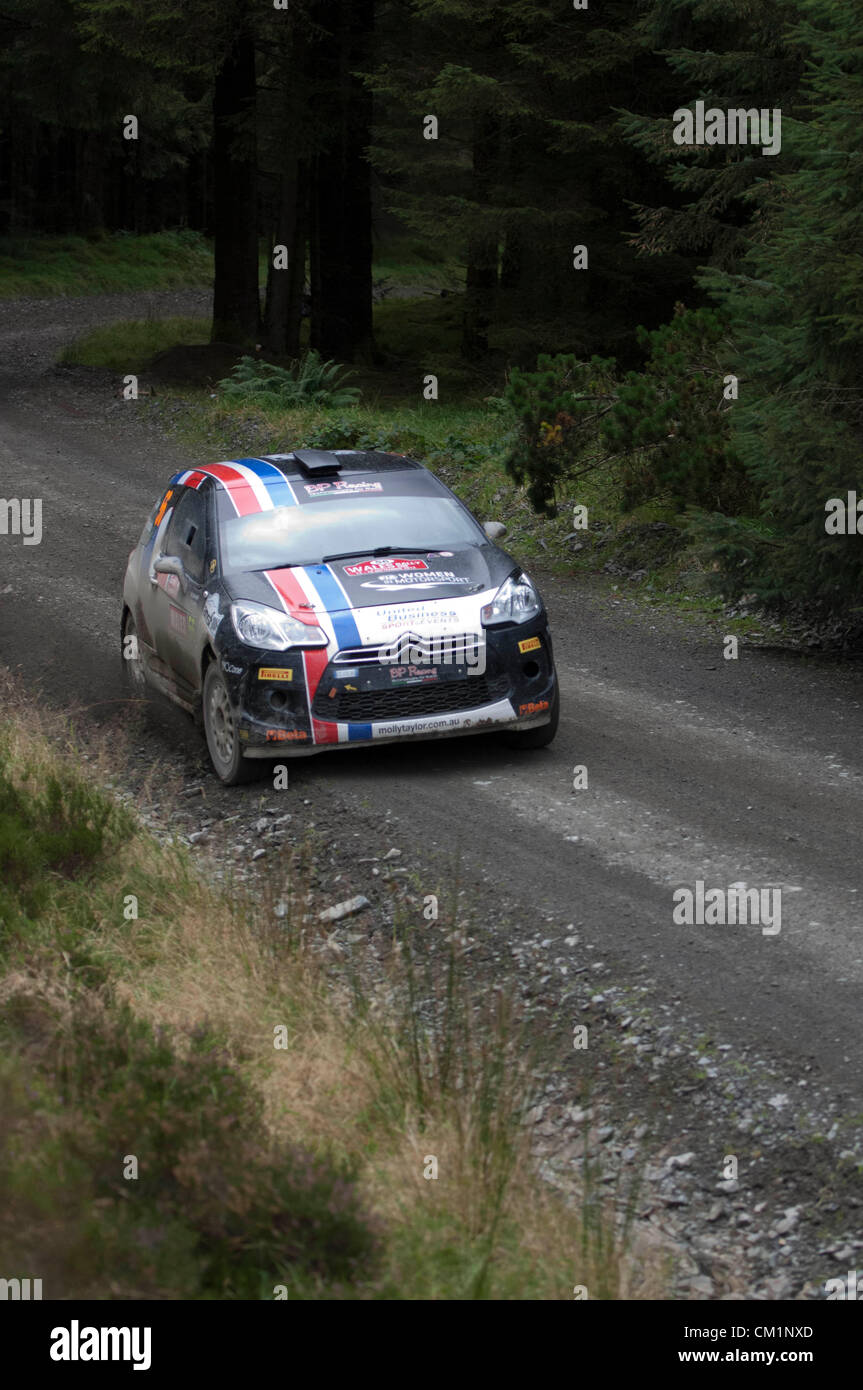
518 636 541 654
258 667 293 682
519 699 549 716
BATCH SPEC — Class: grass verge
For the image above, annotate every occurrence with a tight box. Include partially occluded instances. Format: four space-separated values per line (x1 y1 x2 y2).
0 230 462 303
0 230 214 299
0 683 649 1299
59 316 210 372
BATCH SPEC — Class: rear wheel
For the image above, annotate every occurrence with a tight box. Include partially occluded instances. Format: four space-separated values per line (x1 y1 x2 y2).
500 685 560 749
202 662 258 784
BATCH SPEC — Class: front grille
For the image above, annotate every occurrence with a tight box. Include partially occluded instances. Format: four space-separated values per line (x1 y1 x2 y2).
313 673 508 722
334 634 484 666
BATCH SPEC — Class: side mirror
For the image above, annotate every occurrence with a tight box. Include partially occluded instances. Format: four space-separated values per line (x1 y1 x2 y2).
153 554 186 592
483 521 507 541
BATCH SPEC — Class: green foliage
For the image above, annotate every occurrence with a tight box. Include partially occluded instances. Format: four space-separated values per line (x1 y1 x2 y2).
603 306 747 512
0 231 213 298
297 415 424 455
619 0 805 268
696 0 863 615
0 721 376 1299
73 1006 377 1295
60 315 209 370
0 1 210 235
504 310 749 518
219 351 361 409
0 750 132 919
504 353 617 515
293 412 495 470
369 0 686 359
1 997 377 1298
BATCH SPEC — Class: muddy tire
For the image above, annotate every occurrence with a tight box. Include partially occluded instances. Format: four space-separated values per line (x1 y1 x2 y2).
202 662 258 784
121 609 148 698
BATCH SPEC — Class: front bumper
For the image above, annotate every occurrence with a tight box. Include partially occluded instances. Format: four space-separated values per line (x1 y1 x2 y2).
223 619 556 757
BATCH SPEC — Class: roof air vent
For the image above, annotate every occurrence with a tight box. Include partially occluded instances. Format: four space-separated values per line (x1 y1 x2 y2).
291 449 343 477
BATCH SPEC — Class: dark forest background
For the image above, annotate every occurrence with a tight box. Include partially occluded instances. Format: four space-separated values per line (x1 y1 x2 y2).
2 0 863 620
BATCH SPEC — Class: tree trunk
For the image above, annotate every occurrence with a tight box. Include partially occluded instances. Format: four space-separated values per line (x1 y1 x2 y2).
263 157 308 357
0 116 13 235
309 0 374 363
211 2 260 344
286 158 309 357
263 161 296 356
461 113 499 358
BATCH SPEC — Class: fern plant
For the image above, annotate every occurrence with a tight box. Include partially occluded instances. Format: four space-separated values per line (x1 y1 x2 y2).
219 351 361 408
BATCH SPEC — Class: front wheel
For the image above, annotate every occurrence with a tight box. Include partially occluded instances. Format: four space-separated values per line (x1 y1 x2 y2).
500 685 560 749
121 609 148 697
202 662 258 784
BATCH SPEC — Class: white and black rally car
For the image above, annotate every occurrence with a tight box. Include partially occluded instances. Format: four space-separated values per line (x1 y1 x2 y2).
121 449 559 782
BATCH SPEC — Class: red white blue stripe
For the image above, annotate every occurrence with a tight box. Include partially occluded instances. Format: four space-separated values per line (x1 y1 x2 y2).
171 459 370 743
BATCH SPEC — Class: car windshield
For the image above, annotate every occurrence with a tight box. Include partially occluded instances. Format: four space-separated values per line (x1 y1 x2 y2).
220 495 484 571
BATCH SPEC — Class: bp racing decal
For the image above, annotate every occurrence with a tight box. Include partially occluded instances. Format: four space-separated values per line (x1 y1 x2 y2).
304 479 383 495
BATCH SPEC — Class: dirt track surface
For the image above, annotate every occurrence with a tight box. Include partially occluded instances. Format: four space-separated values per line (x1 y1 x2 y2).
1 290 862 1299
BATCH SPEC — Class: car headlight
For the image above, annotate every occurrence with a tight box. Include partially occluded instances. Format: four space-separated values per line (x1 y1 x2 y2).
481 572 542 626
230 601 327 650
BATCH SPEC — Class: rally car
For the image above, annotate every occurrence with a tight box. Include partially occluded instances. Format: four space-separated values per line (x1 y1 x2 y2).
121 449 559 783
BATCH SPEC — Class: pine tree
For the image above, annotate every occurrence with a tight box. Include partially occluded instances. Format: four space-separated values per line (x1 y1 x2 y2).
370 0 685 363
80 0 261 342
700 0 863 614
0 0 205 235
620 0 805 269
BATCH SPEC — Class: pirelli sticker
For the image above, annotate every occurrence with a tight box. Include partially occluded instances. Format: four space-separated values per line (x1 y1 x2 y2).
258 667 293 682
518 635 541 654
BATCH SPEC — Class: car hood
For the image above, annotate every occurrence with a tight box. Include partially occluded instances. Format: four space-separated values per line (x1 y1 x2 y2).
226 545 515 615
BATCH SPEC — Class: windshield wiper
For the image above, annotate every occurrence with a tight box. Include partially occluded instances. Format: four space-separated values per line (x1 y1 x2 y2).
320 546 435 563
